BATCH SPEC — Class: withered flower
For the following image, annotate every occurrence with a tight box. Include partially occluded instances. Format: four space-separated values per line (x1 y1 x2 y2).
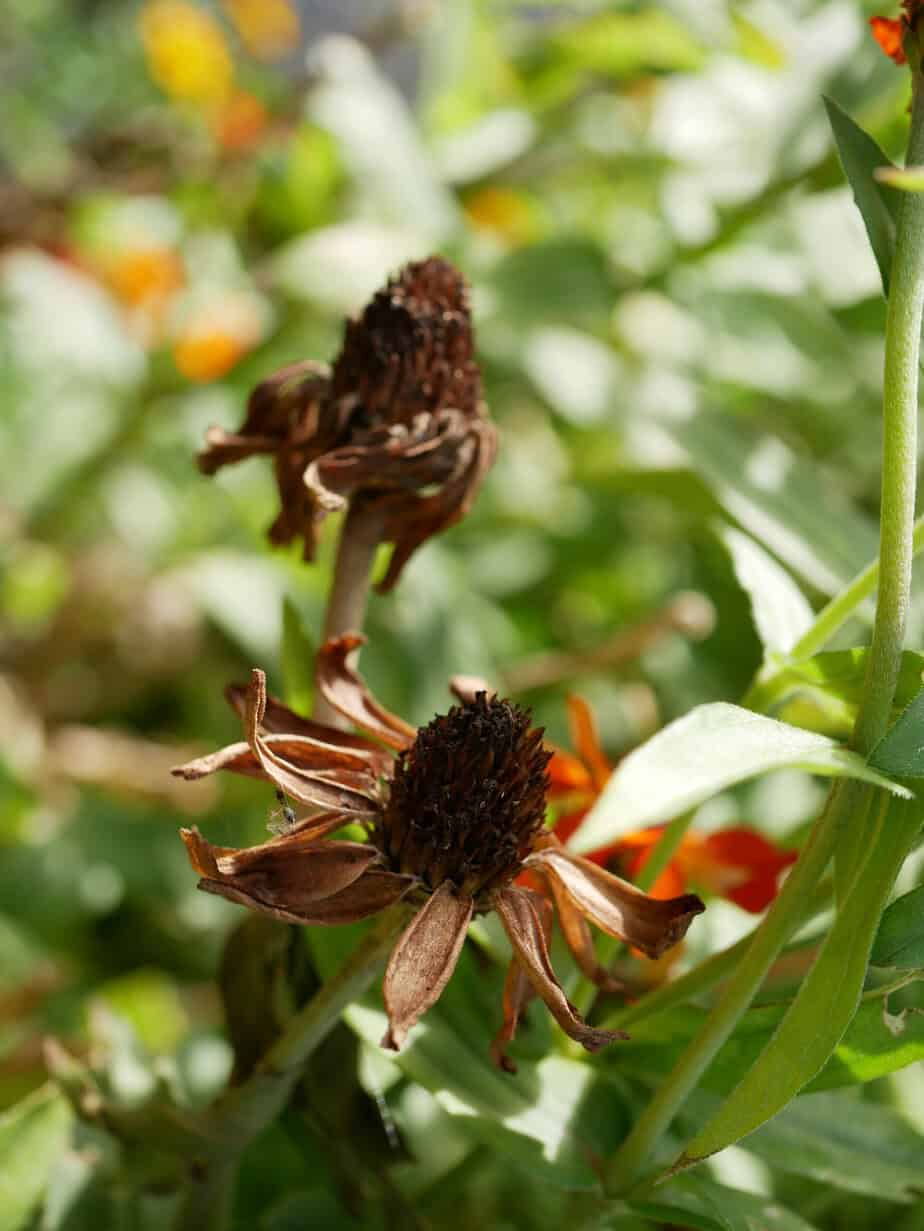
174 637 704 1069
197 257 497 591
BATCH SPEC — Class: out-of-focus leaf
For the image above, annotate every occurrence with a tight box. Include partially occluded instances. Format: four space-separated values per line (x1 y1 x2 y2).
720 526 812 655
569 703 910 853
631 1172 820 1231
665 411 879 596
824 97 899 295
746 1091 924 1202
0 1085 73 1231
870 690 924 777
871 885 924 969
342 945 627 1191
551 11 705 77
281 598 315 715
678 794 923 1167
308 36 457 243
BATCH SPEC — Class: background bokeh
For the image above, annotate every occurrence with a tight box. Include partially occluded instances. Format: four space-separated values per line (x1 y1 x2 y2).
3 1 924 1228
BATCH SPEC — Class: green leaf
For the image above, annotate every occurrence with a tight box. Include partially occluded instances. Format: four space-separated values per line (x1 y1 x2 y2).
280 598 315 714
665 411 879 598
747 649 924 737
0 1085 73 1231
677 793 923 1166
632 1173 821 1231
747 1091 924 1202
871 885 924 968
870 690 924 777
342 946 628 1190
569 704 910 854
824 97 900 295
720 527 812 657
608 980 924 1095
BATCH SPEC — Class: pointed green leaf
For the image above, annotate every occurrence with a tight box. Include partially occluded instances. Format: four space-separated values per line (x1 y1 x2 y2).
824 97 900 295
677 794 923 1166
720 526 813 656
870 690 924 777
569 703 911 854
633 1173 821 1231
871 885 924 968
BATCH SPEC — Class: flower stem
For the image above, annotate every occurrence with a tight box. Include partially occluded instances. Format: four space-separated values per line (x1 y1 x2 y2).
853 72 924 754
604 76 924 1193
172 906 409 1230
313 503 382 726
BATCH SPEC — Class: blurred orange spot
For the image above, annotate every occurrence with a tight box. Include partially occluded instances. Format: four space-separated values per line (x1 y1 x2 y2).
175 332 246 381
106 248 184 307
173 294 263 381
221 0 300 61
214 89 269 152
870 16 906 62
465 187 537 247
141 0 234 103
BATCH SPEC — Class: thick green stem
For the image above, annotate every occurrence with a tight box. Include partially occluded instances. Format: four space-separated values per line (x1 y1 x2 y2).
853 74 924 753
172 907 408 1230
604 79 924 1192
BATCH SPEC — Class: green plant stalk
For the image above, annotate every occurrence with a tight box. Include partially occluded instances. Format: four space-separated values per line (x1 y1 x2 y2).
853 72 924 754
172 906 409 1231
604 74 924 1192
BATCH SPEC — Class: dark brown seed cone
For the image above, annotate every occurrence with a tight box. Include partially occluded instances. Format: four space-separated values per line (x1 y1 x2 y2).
330 256 483 427
380 694 552 899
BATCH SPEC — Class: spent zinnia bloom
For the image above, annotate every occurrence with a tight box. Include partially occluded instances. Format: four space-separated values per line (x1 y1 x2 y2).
174 638 703 1068
197 256 497 591
548 696 796 914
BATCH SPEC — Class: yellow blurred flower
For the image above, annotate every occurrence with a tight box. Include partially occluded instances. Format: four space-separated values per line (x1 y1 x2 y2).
105 248 184 309
141 0 233 104
221 0 300 61
464 187 538 248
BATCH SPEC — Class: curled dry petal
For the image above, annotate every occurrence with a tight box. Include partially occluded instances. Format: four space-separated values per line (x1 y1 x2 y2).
242 668 378 811
381 883 473 1051
494 886 626 1055
181 826 379 908
490 894 553 1072
316 635 417 751
196 867 415 927
539 868 623 993
172 735 384 787
449 674 496 705
528 845 704 960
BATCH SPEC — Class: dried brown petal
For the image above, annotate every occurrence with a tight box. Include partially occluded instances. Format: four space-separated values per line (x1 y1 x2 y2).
243 668 378 811
381 883 473 1051
196 867 414 927
316 635 416 751
528 844 704 960
180 826 379 909
540 866 623 993
494 887 626 1054
490 893 551 1072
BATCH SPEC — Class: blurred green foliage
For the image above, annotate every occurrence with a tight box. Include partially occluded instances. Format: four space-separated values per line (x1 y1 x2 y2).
3 1 924 1228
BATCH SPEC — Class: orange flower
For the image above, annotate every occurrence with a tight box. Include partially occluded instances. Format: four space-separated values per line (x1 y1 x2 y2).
548 696 796 914
870 3 924 63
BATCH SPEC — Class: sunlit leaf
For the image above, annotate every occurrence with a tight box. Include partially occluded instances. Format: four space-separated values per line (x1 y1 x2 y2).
569 704 910 853
677 794 923 1166
0 1086 72 1231
720 526 812 656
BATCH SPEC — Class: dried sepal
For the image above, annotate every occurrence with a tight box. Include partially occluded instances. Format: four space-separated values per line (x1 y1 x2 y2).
316 635 417 750
381 884 473 1051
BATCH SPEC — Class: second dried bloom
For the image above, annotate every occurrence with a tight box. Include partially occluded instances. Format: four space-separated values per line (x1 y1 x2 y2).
198 256 497 591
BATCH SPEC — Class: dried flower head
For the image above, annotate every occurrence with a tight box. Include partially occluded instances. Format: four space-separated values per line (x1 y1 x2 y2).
197 257 497 591
175 637 704 1068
